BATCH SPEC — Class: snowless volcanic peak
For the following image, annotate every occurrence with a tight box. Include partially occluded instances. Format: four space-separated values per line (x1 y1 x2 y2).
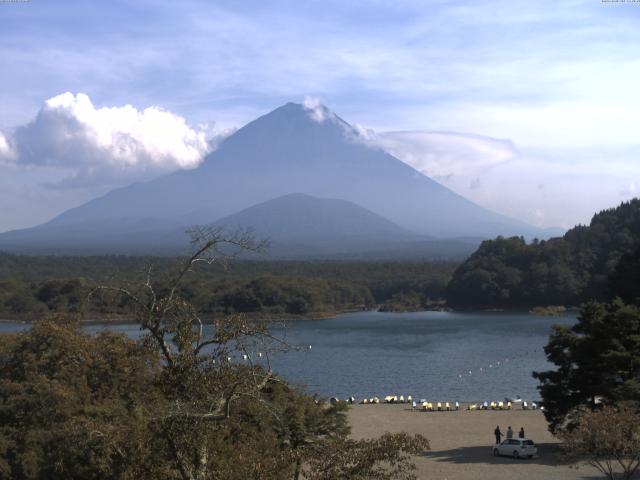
0 101 548 254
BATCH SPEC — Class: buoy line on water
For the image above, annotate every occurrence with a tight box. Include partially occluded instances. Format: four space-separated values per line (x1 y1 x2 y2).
456 348 541 380
216 345 545 409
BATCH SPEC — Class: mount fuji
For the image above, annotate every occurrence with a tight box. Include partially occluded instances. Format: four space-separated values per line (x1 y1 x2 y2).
0 102 550 257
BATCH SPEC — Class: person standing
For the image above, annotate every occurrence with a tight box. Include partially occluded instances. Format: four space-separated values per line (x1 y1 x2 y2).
519 427 525 439
506 426 513 439
494 426 502 444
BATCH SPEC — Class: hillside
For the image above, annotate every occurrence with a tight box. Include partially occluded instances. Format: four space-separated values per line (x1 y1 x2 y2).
208 193 419 257
446 199 640 308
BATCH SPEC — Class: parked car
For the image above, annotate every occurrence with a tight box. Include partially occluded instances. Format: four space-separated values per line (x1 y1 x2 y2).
492 438 537 459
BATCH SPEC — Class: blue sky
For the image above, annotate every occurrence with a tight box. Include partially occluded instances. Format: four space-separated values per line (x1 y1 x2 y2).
1 0 639 232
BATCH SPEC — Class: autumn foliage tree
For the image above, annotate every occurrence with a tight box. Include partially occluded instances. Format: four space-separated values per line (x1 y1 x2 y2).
560 405 640 480
0 315 161 479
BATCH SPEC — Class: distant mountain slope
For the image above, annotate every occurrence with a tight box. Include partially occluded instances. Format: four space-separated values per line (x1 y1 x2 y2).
198 193 482 259
0 192 477 259
215 193 413 238
0 217 186 254
165 193 435 258
446 199 640 308
211 193 418 251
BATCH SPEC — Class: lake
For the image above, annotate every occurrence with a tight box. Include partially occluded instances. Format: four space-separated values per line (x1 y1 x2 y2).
0 310 574 402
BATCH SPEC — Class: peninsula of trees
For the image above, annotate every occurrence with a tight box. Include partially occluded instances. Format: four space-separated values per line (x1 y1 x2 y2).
447 199 640 309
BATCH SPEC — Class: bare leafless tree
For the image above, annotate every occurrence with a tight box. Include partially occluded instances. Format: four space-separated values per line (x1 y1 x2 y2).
90 227 285 480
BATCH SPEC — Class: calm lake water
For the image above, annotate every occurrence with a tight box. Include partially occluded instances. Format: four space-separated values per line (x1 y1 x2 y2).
0 310 575 402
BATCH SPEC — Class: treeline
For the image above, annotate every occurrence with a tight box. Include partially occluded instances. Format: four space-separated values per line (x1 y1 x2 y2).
0 255 456 319
447 199 640 308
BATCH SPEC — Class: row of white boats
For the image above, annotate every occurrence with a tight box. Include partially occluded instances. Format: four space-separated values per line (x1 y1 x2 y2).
467 400 542 410
331 395 542 411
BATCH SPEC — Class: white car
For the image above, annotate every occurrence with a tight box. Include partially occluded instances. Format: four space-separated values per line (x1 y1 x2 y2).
492 438 537 459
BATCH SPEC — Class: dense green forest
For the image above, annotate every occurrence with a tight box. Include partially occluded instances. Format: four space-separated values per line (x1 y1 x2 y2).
0 254 456 319
447 199 640 308
608 243 640 305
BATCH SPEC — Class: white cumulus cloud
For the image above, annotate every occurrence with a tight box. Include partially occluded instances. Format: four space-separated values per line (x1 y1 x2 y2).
0 92 231 187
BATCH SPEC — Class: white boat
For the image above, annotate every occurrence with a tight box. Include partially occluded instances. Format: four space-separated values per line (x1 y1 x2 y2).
504 395 523 404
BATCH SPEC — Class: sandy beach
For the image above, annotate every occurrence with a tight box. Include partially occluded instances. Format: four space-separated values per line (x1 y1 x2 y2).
348 404 601 480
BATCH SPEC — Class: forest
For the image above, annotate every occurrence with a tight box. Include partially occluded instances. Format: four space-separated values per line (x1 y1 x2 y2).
0 254 456 320
446 199 640 308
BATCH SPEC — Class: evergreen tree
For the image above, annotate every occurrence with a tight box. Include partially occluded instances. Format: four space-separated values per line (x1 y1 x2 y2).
533 300 640 432
608 244 640 305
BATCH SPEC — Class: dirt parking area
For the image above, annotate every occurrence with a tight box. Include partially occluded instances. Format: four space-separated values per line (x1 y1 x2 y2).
347 404 602 480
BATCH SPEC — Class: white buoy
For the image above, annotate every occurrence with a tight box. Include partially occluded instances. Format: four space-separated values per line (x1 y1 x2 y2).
242 354 248 361
308 345 312 350
258 352 263 358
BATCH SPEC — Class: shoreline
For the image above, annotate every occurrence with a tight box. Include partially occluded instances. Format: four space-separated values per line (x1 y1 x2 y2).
0 306 374 325
0 304 579 325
